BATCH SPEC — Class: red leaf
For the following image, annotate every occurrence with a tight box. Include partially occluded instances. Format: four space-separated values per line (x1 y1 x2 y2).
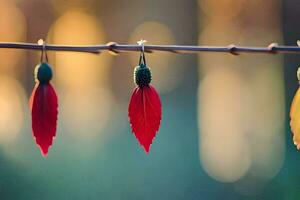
31 83 58 156
128 85 162 153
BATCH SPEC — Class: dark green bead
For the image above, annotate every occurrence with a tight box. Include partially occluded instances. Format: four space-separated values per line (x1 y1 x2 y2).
134 64 151 87
35 62 53 84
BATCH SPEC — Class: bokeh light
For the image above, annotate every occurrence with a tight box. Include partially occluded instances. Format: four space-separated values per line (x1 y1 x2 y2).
0 0 26 75
50 0 96 14
198 0 285 189
198 0 246 21
47 8 114 137
0 75 26 143
199 69 251 182
0 0 26 146
61 86 113 136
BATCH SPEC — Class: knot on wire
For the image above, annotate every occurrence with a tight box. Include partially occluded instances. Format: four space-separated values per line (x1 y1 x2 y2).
268 43 278 54
227 44 239 55
106 41 119 55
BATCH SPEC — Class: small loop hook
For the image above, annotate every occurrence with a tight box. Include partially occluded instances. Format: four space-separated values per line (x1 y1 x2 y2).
38 39 48 63
137 39 147 66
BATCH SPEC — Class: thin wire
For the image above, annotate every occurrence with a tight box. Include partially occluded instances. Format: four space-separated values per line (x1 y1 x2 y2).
0 41 300 55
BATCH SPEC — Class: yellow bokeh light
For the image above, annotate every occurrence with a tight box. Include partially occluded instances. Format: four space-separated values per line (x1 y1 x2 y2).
0 0 26 41
199 70 251 182
48 9 114 137
50 0 96 14
48 8 110 89
199 0 246 22
60 87 113 137
243 62 285 180
0 75 25 143
200 135 251 183
198 0 285 185
0 0 26 73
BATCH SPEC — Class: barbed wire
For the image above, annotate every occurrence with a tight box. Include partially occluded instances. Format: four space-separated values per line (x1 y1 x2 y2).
0 41 300 55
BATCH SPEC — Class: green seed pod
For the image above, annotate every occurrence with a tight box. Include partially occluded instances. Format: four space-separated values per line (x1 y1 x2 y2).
35 62 53 84
134 63 152 87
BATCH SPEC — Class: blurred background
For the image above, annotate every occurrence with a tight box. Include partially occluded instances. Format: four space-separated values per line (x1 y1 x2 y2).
0 0 299 199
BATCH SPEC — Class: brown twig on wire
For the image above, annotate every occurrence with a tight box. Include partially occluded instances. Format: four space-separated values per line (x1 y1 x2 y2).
0 41 300 55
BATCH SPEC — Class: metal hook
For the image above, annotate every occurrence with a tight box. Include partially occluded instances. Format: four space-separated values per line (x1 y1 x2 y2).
38 39 48 63
137 39 147 65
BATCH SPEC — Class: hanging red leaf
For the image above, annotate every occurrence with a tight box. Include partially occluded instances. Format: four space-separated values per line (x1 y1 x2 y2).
32 83 58 156
129 85 161 153
30 63 58 156
128 61 162 153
